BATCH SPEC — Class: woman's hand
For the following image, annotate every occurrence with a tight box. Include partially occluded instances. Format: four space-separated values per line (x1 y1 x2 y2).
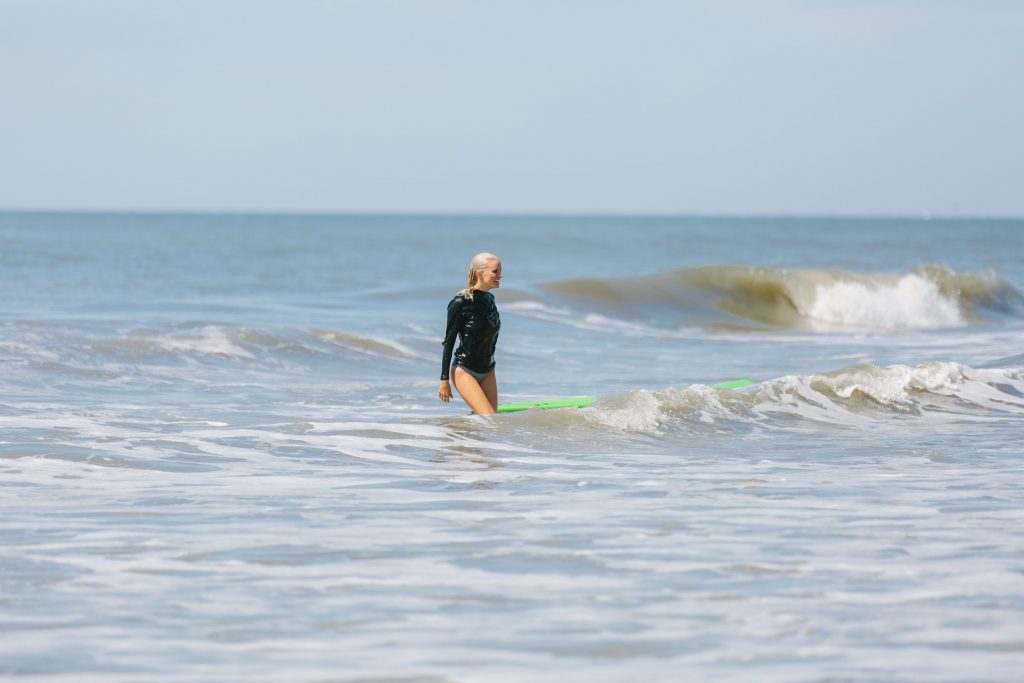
438 380 452 403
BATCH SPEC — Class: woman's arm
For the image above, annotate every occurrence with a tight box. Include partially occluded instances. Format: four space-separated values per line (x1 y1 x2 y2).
438 297 463 403
440 297 463 381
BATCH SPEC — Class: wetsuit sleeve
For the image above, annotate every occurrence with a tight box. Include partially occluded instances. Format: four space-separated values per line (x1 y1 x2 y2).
440 296 463 380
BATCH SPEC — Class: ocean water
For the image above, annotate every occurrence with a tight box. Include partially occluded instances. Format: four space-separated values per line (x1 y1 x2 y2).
1 213 1023 682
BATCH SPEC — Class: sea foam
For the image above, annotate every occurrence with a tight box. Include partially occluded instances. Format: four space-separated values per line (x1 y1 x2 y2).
805 273 964 330
515 361 1024 436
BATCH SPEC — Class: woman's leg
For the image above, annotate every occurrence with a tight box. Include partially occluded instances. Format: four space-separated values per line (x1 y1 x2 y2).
479 370 498 412
452 367 497 415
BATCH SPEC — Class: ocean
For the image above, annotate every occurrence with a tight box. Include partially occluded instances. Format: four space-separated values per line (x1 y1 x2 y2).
1 213 1022 682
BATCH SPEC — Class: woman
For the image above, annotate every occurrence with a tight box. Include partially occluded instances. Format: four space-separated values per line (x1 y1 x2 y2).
438 252 502 414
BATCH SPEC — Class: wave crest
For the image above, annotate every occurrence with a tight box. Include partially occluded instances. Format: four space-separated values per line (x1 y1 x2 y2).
537 266 1023 331
508 362 1024 435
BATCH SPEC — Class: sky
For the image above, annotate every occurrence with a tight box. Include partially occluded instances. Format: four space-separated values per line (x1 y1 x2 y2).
1 0 1022 216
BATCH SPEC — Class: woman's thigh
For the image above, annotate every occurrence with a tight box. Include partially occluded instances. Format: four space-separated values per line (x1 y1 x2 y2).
479 370 498 411
452 367 496 414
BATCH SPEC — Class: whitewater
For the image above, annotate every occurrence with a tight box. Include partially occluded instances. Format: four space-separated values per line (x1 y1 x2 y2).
1 214 1022 682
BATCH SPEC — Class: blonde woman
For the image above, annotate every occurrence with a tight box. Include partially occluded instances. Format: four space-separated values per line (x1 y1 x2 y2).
439 253 502 414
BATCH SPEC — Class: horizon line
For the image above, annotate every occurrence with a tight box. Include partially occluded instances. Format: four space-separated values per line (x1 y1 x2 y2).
1 207 1022 221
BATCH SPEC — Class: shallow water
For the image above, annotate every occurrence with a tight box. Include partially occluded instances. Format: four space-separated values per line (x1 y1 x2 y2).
1 213 1023 681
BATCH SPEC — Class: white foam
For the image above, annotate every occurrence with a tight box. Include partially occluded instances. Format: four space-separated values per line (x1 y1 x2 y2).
577 383 753 434
154 326 255 359
0 341 61 362
572 362 1024 434
805 274 964 330
585 390 664 433
757 362 1024 423
821 362 964 402
501 300 565 314
579 313 667 335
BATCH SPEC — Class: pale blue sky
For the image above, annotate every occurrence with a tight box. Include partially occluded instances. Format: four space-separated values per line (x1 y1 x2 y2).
2 0 1022 215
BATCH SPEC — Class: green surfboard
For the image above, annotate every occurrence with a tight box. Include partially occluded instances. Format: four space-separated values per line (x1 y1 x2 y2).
496 379 755 414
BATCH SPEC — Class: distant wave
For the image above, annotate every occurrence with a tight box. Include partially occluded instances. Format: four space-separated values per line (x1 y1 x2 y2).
311 329 427 359
150 325 257 359
6 325 431 371
503 361 1024 436
536 266 1023 331
128 325 430 362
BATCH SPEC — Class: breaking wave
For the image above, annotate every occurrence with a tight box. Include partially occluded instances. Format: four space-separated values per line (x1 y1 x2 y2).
501 361 1024 436
0 324 431 379
536 265 1023 331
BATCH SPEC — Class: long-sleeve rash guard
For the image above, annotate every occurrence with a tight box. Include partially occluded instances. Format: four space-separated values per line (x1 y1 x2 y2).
440 289 500 380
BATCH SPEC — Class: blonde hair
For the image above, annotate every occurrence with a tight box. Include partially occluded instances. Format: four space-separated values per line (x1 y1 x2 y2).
458 252 499 301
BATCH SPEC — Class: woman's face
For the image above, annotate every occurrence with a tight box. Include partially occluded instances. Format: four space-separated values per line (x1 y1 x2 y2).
477 260 502 291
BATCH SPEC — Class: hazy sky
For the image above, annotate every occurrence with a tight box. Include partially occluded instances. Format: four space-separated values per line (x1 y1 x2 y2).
2 0 1022 216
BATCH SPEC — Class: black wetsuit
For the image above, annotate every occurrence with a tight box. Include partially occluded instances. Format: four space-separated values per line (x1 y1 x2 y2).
440 289 500 380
